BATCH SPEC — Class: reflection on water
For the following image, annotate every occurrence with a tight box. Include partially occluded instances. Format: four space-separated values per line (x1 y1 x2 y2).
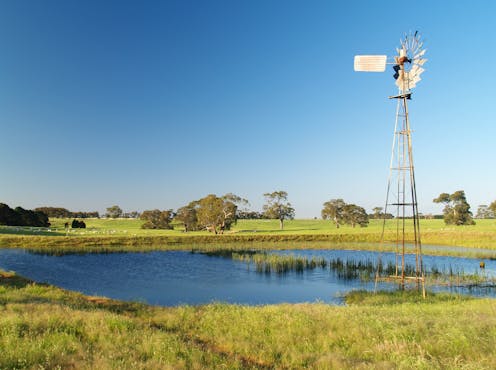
0 248 494 306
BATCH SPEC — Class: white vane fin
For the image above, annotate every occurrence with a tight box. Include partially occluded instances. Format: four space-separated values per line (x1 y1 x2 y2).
411 75 422 86
414 49 426 59
414 58 427 66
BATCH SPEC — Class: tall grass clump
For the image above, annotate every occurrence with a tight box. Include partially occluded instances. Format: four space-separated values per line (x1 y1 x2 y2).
229 252 327 274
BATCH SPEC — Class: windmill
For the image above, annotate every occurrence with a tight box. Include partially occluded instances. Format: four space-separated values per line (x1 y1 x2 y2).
354 31 426 297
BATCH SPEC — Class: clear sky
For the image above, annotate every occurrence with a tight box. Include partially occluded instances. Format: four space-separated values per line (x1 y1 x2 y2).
0 0 494 218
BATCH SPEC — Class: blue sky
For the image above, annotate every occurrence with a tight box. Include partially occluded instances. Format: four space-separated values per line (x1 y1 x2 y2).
0 0 494 218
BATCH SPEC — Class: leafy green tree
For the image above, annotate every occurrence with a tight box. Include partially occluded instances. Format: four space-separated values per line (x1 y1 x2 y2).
140 209 174 229
433 190 475 225
488 201 496 219
0 203 19 225
175 202 199 232
342 204 369 228
321 199 346 228
106 205 123 219
195 194 244 234
223 193 249 225
372 207 383 219
34 207 72 218
71 219 86 228
177 193 246 234
0 203 49 227
475 205 494 219
196 195 226 234
263 191 295 230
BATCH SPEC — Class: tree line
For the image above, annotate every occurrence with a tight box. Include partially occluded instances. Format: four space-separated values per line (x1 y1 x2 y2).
138 192 374 232
0 203 50 227
321 199 369 228
34 207 99 219
137 191 295 232
2 189 487 230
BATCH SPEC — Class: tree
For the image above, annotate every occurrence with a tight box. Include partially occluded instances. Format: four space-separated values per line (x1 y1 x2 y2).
222 193 249 225
321 199 346 228
195 194 240 234
0 203 49 227
176 193 246 234
140 209 174 229
372 207 383 219
34 207 72 218
175 202 199 232
342 204 369 228
237 210 266 219
106 205 123 219
0 203 20 225
71 219 86 228
262 191 295 230
322 200 369 228
488 201 496 219
475 205 494 219
433 190 475 225
123 211 140 219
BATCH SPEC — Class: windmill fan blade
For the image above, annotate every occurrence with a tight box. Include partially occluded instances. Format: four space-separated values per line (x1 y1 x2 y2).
410 66 424 78
415 58 427 66
354 55 387 72
414 49 426 59
411 75 422 85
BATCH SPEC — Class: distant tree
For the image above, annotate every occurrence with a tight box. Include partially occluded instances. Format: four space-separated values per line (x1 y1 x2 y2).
195 194 239 234
369 206 394 220
372 207 383 219
342 204 369 228
222 193 249 225
175 202 199 232
433 190 475 225
123 211 140 219
262 191 295 230
72 211 100 218
34 207 72 218
475 205 494 219
140 209 174 229
321 199 346 228
236 210 267 219
0 203 20 225
106 205 123 219
71 219 86 228
488 201 496 219
15 207 50 227
0 203 49 227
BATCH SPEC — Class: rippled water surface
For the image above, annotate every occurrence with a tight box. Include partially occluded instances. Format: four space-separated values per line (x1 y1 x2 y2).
0 248 494 306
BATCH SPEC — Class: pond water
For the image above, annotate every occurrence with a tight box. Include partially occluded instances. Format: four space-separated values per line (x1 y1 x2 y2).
0 248 495 306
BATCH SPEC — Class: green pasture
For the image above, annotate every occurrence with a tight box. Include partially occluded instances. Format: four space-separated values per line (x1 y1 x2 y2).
1 218 496 252
4 217 496 236
1 270 495 369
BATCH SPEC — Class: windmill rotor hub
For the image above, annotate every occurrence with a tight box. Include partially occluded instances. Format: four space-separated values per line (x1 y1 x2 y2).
396 56 410 65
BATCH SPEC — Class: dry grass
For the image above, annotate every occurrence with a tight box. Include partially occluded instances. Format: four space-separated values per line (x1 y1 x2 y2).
1 271 496 369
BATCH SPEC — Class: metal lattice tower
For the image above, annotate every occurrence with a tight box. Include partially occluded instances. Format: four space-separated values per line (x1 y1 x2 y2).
354 32 426 296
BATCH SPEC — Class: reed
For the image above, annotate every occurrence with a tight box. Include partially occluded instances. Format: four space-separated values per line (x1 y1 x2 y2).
199 249 496 288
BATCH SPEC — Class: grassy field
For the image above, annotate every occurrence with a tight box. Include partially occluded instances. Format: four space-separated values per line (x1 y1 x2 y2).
1 218 496 254
1 270 495 369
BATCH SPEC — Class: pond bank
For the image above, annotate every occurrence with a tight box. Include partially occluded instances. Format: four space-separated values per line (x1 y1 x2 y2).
1 269 495 369
1 232 496 258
